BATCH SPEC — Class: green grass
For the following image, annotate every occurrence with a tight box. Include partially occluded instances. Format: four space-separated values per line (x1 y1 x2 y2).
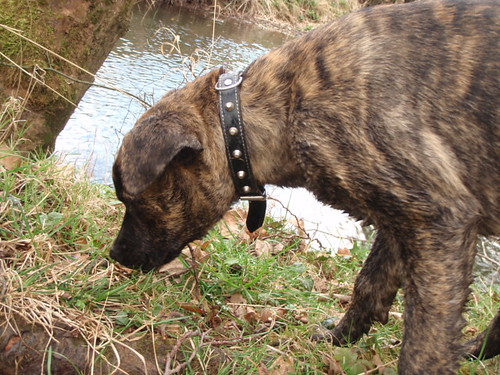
0 152 498 374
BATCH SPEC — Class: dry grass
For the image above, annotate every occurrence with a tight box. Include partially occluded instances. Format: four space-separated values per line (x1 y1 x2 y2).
0 153 498 374
150 0 359 29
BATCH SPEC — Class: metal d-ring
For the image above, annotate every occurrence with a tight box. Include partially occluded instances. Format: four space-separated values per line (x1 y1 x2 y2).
215 73 243 91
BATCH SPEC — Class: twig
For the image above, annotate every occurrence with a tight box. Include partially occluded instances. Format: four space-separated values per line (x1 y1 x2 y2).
478 240 500 268
267 196 326 250
187 244 201 300
364 359 398 374
0 61 151 108
164 329 208 375
0 53 76 107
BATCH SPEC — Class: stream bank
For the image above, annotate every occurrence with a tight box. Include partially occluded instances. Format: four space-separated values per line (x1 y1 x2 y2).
0 0 134 161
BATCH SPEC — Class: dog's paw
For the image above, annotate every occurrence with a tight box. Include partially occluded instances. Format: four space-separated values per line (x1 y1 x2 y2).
311 318 349 346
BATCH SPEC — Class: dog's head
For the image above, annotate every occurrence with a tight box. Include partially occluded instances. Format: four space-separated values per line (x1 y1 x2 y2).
110 69 237 271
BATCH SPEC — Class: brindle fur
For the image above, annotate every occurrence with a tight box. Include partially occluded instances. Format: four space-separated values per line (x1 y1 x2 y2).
111 1 499 373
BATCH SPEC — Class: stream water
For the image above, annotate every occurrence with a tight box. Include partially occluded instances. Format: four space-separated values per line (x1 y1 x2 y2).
55 4 498 282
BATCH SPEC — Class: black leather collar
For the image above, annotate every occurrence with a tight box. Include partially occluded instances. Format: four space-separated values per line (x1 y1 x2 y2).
216 70 267 232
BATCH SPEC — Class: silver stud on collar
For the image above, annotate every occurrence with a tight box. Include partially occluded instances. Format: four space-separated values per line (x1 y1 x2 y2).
242 186 251 193
232 149 242 159
237 171 246 179
229 127 239 136
224 78 233 86
225 102 235 111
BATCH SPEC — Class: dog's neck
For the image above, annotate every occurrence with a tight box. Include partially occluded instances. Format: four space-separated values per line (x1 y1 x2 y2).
237 67 306 189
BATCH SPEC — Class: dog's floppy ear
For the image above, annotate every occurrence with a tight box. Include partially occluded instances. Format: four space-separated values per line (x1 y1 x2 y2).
115 113 202 196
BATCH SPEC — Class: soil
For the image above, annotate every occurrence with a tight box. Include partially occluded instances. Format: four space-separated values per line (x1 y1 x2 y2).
0 314 164 374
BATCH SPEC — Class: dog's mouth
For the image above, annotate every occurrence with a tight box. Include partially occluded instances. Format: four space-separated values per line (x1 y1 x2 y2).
110 240 184 272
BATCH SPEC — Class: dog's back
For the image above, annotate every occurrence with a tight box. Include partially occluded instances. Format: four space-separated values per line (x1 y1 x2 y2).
244 0 499 235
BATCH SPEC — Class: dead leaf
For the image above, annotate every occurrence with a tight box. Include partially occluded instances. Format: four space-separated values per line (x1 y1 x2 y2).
0 145 22 170
287 217 307 238
322 355 345 375
389 311 403 320
229 293 249 320
314 278 330 294
271 355 295 375
371 353 386 370
254 239 273 257
258 308 276 324
294 309 309 324
158 257 188 276
114 264 134 274
272 242 285 255
218 209 245 237
207 306 223 328
179 303 204 316
243 307 259 323
239 229 252 244
4 336 21 352
229 292 247 305
188 242 210 263
337 248 351 257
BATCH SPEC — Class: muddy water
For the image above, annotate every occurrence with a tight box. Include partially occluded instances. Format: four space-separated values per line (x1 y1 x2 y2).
55 4 498 282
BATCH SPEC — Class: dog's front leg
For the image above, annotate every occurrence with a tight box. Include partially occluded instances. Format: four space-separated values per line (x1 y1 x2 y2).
465 310 500 360
321 229 404 345
398 222 478 375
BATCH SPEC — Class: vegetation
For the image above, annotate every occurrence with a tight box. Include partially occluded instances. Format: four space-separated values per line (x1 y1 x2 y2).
0 152 498 373
153 0 358 25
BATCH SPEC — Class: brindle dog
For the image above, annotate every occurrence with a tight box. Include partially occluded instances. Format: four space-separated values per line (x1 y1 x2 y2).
110 0 499 373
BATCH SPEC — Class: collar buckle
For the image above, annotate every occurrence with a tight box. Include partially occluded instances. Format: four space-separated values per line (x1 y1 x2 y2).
241 194 267 202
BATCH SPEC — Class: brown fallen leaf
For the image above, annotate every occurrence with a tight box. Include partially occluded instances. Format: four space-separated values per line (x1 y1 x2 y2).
337 248 351 257
258 308 276 324
271 355 296 375
243 307 259 323
179 303 204 316
188 242 211 263
254 239 273 257
158 257 188 276
294 309 309 324
272 242 285 255
218 209 246 237
229 292 247 305
4 335 21 352
322 354 345 375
